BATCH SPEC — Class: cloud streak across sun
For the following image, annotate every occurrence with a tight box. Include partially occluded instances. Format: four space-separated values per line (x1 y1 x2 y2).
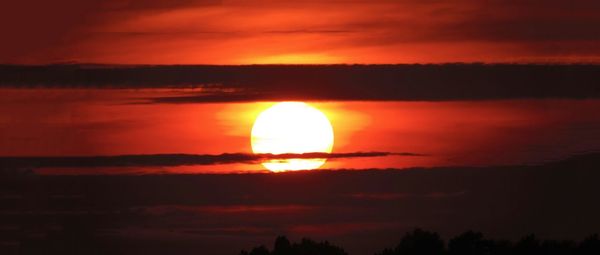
0 152 422 169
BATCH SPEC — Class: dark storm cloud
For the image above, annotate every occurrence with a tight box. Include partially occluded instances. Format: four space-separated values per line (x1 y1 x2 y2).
0 151 417 169
1 64 600 101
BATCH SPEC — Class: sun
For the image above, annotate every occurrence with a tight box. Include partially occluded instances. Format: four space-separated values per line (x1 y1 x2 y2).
251 102 334 172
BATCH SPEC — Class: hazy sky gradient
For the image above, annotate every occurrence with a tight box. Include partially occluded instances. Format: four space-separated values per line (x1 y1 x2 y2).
2 0 600 64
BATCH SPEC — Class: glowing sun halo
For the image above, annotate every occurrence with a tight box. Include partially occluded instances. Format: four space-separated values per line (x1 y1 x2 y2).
251 102 334 172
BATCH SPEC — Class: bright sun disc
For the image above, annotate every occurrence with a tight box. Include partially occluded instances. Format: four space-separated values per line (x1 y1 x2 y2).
251 102 334 172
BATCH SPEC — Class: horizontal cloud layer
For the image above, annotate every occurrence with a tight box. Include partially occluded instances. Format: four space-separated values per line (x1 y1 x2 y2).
1 64 600 101
0 151 422 169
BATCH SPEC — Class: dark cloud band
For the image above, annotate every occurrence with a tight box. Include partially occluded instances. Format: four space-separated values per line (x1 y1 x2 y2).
0 151 422 169
1 64 599 101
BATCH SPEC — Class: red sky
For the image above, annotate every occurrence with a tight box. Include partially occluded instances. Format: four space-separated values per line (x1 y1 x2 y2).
2 88 599 174
2 0 600 64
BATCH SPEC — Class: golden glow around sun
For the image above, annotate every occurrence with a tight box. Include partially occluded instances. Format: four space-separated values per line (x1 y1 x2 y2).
251 102 334 172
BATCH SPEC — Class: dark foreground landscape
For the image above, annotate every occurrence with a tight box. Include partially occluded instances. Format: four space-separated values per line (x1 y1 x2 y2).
241 230 600 255
1 153 599 255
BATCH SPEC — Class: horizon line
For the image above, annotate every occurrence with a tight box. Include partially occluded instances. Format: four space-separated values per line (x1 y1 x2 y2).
3 62 600 67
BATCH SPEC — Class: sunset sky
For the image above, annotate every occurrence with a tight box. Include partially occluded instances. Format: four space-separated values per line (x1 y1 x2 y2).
1 87 600 174
3 0 600 64
1 1 600 255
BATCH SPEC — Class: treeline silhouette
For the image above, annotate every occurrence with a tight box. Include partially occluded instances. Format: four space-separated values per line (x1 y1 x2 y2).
240 236 348 255
241 229 600 255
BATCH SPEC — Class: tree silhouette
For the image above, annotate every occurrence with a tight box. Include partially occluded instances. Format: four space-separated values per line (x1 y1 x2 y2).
540 239 576 255
376 229 444 255
513 234 541 255
578 234 600 255
487 239 513 255
239 236 347 255
448 231 490 255
240 245 269 255
273 236 292 255
292 238 347 255
242 231 600 255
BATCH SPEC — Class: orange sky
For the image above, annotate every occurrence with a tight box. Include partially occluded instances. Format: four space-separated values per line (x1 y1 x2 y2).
2 0 600 64
2 88 599 174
